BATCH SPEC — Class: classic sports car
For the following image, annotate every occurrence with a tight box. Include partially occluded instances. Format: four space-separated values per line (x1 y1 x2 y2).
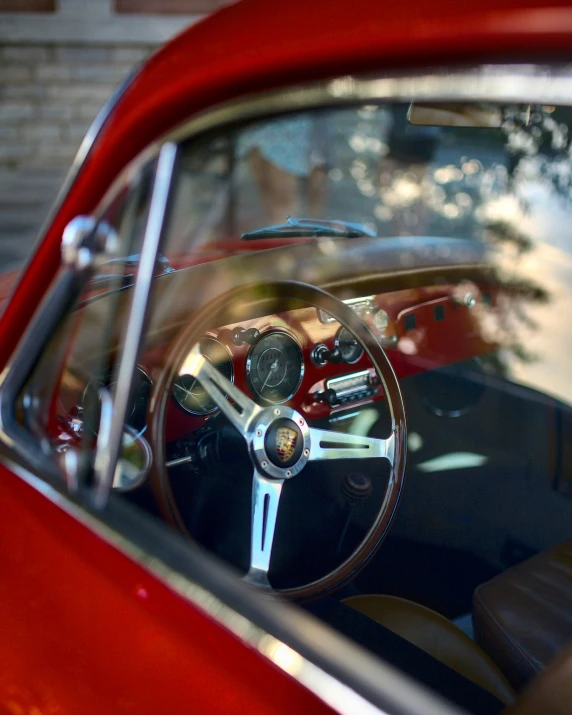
2 1 572 713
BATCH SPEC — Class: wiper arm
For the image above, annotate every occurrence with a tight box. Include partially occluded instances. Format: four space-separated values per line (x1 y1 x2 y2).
241 216 376 240
89 253 173 288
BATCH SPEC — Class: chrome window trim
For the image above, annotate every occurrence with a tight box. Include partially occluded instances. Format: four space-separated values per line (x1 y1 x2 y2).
74 63 572 225
2 64 572 715
93 142 178 509
165 63 572 147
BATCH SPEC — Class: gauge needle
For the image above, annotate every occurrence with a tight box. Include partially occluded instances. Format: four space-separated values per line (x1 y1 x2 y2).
261 359 279 392
175 380 195 399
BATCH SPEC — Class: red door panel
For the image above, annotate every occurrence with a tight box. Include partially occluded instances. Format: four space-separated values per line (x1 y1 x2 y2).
0 465 333 715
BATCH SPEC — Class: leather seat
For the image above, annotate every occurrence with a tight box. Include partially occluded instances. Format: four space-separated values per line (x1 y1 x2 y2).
505 639 572 715
473 540 572 692
343 594 514 705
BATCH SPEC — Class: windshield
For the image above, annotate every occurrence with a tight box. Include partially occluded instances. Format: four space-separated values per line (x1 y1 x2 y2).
164 102 572 407
166 103 572 254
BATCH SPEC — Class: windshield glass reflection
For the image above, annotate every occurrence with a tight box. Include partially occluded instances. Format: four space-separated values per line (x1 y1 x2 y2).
165 103 572 409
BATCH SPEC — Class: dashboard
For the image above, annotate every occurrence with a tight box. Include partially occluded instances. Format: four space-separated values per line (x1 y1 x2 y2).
131 281 497 445
52 236 500 497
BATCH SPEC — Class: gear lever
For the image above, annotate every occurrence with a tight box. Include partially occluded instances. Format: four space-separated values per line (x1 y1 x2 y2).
337 472 372 554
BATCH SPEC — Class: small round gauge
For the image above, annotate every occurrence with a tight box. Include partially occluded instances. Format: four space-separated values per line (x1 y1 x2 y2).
335 327 363 364
173 337 233 415
373 309 390 333
82 367 152 433
247 331 304 404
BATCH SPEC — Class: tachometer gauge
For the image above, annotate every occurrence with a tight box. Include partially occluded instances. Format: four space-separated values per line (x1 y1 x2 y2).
246 331 303 404
173 337 233 415
335 327 363 364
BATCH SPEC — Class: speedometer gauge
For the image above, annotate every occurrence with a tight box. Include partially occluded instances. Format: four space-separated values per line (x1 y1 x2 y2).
173 337 233 415
246 331 304 404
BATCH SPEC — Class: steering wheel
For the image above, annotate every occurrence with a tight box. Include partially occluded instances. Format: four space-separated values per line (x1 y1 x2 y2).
149 281 406 600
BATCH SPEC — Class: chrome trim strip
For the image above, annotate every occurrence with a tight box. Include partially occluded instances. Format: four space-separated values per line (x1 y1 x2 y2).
163 64 572 148
94 142 178 508
1 454 462 715
54 64 572 227
319 295 376 324
92 386 114 505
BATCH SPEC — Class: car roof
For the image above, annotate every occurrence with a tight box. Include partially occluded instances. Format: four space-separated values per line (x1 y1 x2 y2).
51 0 572 220
1 0 572 368
77 0 572 191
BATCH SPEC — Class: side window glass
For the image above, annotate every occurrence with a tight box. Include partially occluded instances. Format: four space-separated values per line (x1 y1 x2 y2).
19 160 157 461
141 102 572 596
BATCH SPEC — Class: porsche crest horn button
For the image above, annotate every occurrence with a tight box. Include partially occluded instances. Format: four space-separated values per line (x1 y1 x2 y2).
275 426 298 463
264 418 304 468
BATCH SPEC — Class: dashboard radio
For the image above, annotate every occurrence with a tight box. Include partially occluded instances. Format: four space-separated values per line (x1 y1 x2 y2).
316 370 378 407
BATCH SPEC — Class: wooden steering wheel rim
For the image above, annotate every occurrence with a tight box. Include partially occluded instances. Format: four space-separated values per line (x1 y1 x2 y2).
148 280 407 601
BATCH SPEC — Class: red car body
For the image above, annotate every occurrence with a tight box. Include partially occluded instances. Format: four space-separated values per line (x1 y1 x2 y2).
1 1 572 713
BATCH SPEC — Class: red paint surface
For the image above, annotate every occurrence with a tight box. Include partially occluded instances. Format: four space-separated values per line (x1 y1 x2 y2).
1 0 572 367
0 2 569 710
0 464 334 715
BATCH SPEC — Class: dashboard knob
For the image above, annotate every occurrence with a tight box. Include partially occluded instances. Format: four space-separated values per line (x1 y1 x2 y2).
324 346 344 364
232 327 260 346
314 388 340 406
312 344 344 366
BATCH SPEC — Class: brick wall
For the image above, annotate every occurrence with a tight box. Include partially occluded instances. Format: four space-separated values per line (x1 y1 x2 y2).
0 0 212 272
0 42 150 170
0 41 154 270
0 0 209 271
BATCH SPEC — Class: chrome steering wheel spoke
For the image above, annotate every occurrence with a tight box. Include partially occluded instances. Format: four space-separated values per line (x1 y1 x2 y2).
308 427 395 464
244 469 284 588
180 343 261 439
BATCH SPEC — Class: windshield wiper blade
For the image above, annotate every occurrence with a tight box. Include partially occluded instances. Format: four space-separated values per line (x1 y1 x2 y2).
241 216 376 240
89 253 173 288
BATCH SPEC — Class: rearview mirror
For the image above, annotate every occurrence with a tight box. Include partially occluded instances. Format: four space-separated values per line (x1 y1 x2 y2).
408 102 529 128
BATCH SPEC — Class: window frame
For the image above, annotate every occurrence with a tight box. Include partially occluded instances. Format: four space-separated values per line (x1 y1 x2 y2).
1 65 572 715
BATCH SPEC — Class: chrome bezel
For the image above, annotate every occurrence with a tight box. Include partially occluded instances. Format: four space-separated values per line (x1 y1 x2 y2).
250 405 311 480
335 326 364 365
113 424 153 492
82 365 153 427
173 336 234 416
245 330 305 405
311 343 329 367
